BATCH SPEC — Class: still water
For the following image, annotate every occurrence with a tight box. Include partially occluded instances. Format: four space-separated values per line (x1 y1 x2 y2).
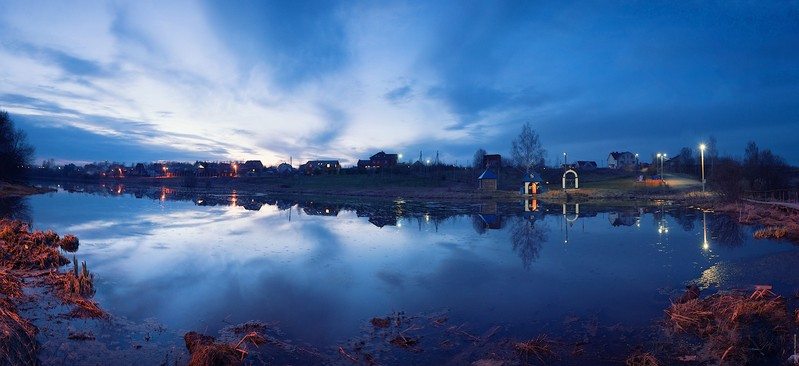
12 185 799 363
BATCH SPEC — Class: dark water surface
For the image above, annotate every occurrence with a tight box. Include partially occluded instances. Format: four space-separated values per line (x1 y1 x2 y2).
11 185 799 363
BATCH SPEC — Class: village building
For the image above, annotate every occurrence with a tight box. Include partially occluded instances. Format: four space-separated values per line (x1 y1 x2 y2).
300 160 341 175
482 154 502 169
478 169 498 191
240 160 264 176
607 151 637 169
575 161 597 170
521 169 544 195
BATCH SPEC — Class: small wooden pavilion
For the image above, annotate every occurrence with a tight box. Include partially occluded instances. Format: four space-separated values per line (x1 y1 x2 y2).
478 169 498 191
521 170 544 195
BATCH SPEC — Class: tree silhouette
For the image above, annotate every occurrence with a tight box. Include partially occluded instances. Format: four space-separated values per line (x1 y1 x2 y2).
510 122 546 173
0 110 35 182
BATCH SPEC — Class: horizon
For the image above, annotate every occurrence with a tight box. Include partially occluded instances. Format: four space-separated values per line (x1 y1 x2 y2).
1 1 798 166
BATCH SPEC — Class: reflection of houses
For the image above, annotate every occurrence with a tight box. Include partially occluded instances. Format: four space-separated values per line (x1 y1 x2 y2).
522 199 542 221
300 160 341 175
608 210 640 227
478 169 498 191
478 201 502 229
301 202 340 216
608 151 637 169
521 169 543 195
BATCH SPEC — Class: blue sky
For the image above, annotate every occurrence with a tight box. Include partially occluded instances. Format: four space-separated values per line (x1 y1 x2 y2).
1 0 798 166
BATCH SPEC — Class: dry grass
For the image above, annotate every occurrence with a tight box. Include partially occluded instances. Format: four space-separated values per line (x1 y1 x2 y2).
0 219 70 270
59 234 79 252
664 288 792 364
0 307 39 366
754 226 788 239
625 352 659 366
184 330 269 366
513 335 557 364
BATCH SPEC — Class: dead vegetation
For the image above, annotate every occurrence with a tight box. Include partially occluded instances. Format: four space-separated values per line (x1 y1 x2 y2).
0 219 108 365
664 286 794 364
715 201 799 242
184 328 271 366
513 335 557 364
625 352 659 366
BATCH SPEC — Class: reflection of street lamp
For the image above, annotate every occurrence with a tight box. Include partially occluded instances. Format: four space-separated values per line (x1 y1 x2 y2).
699 144 706 193
702 210 709 250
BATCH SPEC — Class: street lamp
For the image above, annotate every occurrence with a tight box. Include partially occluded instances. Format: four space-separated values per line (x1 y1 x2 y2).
661 154 667 181
699 144 706 193
656 153 662 179
563 152 567 168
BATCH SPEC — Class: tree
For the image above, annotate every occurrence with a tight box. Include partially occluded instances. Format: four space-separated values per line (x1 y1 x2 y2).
510 122 546 173
0 110 35 181
472 148 487 169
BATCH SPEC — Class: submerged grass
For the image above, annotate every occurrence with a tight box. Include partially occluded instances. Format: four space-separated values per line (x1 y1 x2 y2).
664 287 793 364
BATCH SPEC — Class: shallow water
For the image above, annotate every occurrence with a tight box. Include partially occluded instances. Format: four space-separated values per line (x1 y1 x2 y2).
11 185 799 363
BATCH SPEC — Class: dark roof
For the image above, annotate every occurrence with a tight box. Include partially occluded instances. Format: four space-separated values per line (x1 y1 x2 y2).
478 169 498 179
522 170 543 182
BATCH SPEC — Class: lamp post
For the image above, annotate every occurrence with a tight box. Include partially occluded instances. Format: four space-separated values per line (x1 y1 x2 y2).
656 153 662 180
661 153 667 181
700 144 706 193
563 152 567 168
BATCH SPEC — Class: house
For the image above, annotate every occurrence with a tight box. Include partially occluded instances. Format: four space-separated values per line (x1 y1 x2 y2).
240 160 264 176
482 154 502 169
276 163 294 175
521 169 544 195
607 152 637 169
575 161 597 170
300 160 341 175
368 151 398 169
478 169 498 191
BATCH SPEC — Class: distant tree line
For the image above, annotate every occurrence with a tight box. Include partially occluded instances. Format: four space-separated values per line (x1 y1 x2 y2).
709 140 792 200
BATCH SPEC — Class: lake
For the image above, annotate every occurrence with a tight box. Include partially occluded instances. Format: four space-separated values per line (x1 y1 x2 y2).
8 183 799 364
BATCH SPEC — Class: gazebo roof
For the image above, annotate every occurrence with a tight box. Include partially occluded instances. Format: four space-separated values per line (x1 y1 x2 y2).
478 169 498 180
522 170 544 183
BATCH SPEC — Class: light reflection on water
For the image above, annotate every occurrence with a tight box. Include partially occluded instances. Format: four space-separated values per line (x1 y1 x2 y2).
18 188 799 349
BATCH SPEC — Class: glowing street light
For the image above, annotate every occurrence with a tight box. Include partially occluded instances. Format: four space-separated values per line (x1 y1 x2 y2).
699 144 706 193
232 163 238 177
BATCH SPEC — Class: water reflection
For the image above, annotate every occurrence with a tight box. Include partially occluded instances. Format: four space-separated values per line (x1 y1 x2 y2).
510 215 548 269
0 195 32 223
22 187 799 361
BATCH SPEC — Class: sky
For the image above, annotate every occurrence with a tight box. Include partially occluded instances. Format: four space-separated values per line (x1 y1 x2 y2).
1 0 798 167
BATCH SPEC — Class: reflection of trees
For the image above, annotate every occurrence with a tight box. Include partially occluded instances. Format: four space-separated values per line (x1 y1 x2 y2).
510 216 548 270
667 208 696 232
0 196 32 223
708 214 745 248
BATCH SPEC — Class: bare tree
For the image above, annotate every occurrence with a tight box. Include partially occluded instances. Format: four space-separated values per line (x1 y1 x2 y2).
472 148 487 169
510 122 546 173
0 110 35 181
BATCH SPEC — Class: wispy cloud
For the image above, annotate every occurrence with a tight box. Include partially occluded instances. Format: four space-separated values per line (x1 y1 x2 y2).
1 0 798 166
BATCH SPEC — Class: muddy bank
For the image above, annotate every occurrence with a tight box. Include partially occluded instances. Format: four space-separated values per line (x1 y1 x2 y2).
0 182 54 197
